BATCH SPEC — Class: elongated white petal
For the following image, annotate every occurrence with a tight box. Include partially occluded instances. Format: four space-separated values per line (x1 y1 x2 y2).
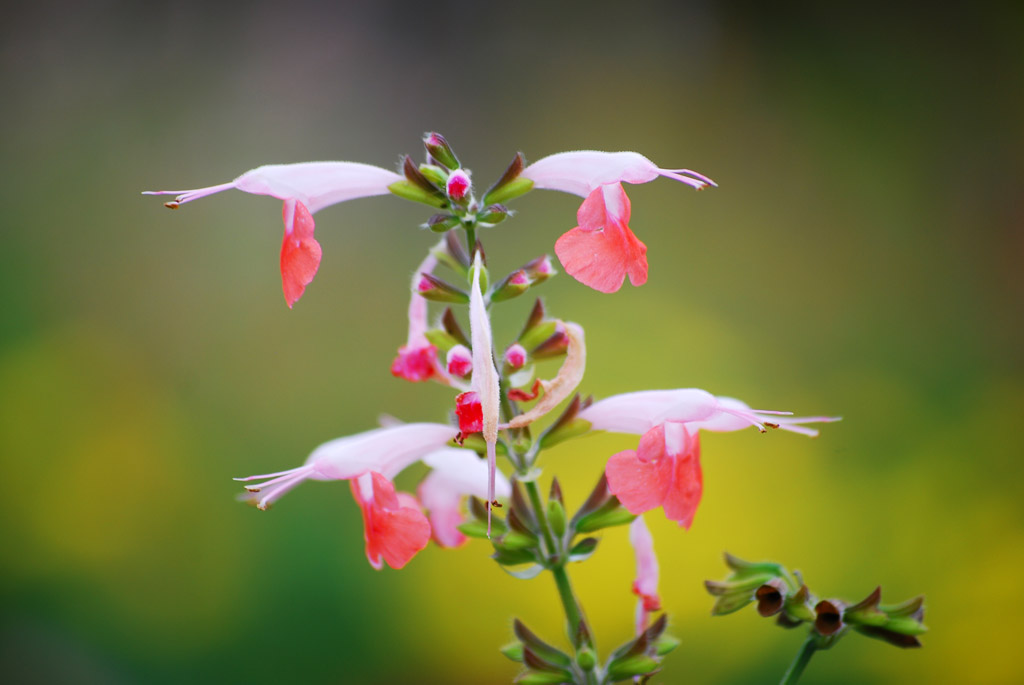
469 252 501 530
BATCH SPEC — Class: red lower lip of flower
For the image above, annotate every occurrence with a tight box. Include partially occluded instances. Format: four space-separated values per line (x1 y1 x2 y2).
455 391 483 434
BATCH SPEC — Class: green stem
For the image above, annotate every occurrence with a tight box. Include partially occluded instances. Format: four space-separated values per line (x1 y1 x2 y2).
551 564 584 640
780 637 817 685
524 480 558 560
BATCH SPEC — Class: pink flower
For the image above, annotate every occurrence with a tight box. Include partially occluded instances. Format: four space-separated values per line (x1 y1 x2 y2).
418 448 512 548
392 252 442 382
145 162 402 307
580 389 839 528
629 516 661 635
235 422 458 569
522 151 714 293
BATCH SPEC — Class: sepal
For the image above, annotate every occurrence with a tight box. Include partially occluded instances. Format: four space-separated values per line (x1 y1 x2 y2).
425 213 461 233
423 132 460 169
417 273 470 303
418 164 449 187
574 497 636 534
568 537 598 562
483 152 532 205
490 269 531 302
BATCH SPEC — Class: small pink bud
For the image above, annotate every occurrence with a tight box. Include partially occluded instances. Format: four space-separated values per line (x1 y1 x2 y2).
525 255 555 283
446 169 471 202
504 343 527 369
509 271 529 286
423 132 460 169
446 344 473 377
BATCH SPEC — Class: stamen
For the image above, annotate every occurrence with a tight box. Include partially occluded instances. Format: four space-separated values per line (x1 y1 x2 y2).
142 182 237 206
234 466 306 482
660 168 719 188
255 470 311 510
719 406 768 433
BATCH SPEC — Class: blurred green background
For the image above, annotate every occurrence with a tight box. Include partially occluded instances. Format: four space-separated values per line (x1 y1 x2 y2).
2 1 1022 682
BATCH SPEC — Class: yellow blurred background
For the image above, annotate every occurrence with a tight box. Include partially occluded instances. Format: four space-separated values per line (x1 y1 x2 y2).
2 2 1022 682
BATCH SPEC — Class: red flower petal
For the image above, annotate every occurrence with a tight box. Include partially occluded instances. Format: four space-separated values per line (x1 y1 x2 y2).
554 184 647 293
391 344 438 382
355 473 431 570
661 437 703 529
605 449 673 515
455 391 483 434
280 199 322 308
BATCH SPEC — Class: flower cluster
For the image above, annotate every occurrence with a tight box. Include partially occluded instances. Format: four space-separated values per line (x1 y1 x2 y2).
148 133 853 683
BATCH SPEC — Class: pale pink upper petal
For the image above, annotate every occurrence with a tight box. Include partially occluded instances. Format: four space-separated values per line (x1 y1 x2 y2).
419 448 511 547
523 151 662 197
233 423 458 509
145 161 402 211
523 150 713 197
306 423 458 480
233 162 402 213
580 389 719 435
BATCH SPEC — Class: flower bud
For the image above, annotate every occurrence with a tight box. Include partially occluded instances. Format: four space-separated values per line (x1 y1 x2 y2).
576 648 596 671
388 179 447 208
490 269 530 303
568 536 598 562
504 343 527 370
423 132 460 169
446 344 473 377
483 152 533 205
418 163 448 187
416 273 470 303
523 255 556 284
446 168 472 203
500 642 524 662
477 203 511 225
574 498 635 533
547 499 567 538
606 655 660 682
424 213 461 233
531 323 569 359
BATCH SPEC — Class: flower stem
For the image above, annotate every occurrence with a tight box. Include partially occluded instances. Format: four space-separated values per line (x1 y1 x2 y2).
551 563 584 640
524 479 558 559
780 637 817 685
524 479 587 646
